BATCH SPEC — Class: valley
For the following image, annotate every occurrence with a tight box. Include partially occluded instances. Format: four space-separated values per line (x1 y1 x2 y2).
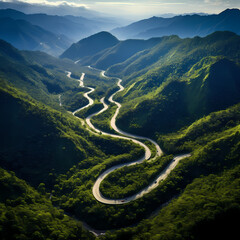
0 6 240 240
66 68 190 205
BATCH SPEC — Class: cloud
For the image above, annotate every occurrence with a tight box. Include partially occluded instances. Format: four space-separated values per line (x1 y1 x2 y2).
1 0 88 8
96 2 135 5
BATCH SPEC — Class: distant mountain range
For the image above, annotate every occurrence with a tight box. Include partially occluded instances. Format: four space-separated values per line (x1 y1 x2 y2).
0 8 120 56
112 8 240 39
61 8 240 66
0 8 118 41
0 17 70 56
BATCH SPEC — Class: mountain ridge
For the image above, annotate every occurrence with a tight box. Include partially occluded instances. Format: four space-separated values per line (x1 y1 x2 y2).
0 17 70 56
60 31 119 61
112 8 240 39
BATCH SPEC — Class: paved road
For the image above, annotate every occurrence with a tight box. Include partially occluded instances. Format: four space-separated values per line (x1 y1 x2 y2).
68 68 190 204
66 72 95 116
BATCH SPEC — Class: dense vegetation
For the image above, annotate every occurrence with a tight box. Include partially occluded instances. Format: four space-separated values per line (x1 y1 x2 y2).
0 168 95 240
158 103 240 154
101 164 240 240
91 103 117 134
61 31 119 61
113 32 240 138
1 27 240 240
53 112 240 230
100 155 173 199
99 102 240 200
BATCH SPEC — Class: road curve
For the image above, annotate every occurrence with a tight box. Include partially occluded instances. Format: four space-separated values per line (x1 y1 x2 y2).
66 72 95 116
67 68 190 205
89 67 162 159
88 68 190 204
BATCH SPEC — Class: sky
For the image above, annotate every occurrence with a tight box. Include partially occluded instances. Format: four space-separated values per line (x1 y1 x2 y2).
2 0 240 18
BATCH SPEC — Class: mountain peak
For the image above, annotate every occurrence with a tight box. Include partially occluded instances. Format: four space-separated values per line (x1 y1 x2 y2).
219 8 240 16
78 31 118 44
60 31 119 60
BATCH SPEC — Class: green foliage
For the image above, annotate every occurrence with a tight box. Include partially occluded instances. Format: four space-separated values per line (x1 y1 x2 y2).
75 100 103 119
0 82 144 187
91 103 117 134
102 164 240 240
117 56 240 137
0 41 80 109
158 103 240 153
100 155 172 199
1 31 240 239
53 112 240 229
0 168 95 240
61 88 88 112
61 31 119 61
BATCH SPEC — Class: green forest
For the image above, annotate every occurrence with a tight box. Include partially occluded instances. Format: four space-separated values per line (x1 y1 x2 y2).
0 28 240 240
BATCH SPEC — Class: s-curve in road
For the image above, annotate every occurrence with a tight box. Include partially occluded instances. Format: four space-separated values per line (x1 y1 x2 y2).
92 153 191 204
65 71 95 116
68 66 191 205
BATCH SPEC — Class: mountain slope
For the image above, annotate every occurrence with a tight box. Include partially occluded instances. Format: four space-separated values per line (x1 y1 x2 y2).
107 31 240 80
0 17 70 56
0 83 99 185
0 39 82 108
0 167 95 240
81 37 163 69
0 8 118 42
111 32 240 137
60 31 119 61
112 8 240 39
103 164 240 240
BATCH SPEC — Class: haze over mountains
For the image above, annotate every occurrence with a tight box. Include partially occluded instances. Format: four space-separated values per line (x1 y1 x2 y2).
112 8 240 39
0 3 240 240
0 8 120 55
60 31 119 61
63 30 240 136
61 9 240 64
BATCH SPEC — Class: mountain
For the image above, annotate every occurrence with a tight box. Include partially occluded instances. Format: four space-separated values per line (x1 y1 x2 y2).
60 31 119 61
1 5 240 238
0 84 94 185
107 31 240 79
0 167 94 240
80 37 163 69
112 8 240 39
103 32 240 137
0 8 120 41
0 38 76 106
0 17 70 56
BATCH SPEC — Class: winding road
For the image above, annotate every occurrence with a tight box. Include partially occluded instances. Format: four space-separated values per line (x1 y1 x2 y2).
66 68 191 205
66 72 95 115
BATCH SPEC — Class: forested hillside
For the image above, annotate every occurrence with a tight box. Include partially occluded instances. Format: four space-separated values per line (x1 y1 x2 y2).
60 32 119 61
1 8 240 239
110 32 240 137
